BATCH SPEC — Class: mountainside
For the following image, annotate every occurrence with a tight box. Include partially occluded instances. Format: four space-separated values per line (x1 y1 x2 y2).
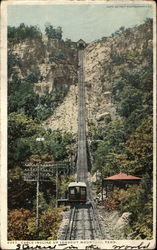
8 21 152 134
85 21 152 125
8 36 78 121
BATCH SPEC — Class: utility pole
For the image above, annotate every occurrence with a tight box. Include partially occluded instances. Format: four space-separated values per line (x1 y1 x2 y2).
36 165 40 231
23 160 69 229
35 137 44 232
56 164 58 208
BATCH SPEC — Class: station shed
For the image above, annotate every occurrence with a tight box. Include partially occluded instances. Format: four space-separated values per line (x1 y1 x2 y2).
77 39 86 49
102 173 142 198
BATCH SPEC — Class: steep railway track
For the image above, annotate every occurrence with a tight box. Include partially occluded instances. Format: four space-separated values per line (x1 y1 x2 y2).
76 48 88 183
63 44 104 240
65 203 103 240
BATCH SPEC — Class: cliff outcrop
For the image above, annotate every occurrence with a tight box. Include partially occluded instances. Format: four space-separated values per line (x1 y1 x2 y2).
9 21 152 134
9 38 78 96
85 21 152 126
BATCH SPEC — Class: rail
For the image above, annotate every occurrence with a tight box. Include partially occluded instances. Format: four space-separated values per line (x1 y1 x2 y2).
64 206 76 240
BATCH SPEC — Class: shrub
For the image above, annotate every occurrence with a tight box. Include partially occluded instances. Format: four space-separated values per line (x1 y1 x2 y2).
8 209 36 240
39 207 64 240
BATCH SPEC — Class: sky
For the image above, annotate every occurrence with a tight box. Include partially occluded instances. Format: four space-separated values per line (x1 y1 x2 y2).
7 3 153 42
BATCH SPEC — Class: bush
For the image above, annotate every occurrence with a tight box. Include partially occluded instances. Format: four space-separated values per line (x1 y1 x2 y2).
109 181 153 239
8 209 36 240
39 207 64 240
8 207 65 240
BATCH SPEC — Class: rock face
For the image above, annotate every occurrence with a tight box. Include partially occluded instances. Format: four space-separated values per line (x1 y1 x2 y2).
9 21 152 134
43 85 78 134
44 21 152 133
84 21 152 126
114 212 132 230
9 38 78 96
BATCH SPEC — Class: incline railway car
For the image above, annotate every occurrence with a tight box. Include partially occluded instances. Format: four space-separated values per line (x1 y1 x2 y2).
68 182 87 203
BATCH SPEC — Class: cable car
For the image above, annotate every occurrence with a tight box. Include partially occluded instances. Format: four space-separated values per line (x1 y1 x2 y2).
68 182 87 203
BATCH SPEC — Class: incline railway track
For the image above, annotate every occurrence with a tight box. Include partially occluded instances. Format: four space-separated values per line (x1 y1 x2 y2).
76 47 88 183
63 42 104 240
65 203 103 240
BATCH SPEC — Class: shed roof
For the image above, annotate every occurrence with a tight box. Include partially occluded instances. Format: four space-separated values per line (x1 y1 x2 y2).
77 39 86 47
104 173 142 180
77 39 86 43
68 182 87 187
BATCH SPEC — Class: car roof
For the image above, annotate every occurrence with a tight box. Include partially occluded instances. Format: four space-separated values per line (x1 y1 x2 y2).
68 182 87 187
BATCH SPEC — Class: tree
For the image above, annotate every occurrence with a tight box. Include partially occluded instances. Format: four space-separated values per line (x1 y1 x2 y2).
39 208 64 240
45 24 62 40
123 116 153 177
8 53 22 77
8 113 41 168
55 26 62 40
8 24 42 43
111 175 153 239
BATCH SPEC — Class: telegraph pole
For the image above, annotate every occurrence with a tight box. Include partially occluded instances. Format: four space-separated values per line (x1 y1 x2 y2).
36 165 40 231
56 164 58 207
23 160 69 229
35 137 44 231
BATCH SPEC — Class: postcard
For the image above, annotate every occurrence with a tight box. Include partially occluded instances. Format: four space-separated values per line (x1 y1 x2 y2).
0 0 156 249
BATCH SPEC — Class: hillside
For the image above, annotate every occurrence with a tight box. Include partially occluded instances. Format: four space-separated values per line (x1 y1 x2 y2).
8 21 152 133
85 21 152 125
8 31 78 122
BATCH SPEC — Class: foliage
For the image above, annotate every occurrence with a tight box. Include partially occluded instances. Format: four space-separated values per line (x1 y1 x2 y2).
145 18 153 24
8 209 36 240
8 113 41 168
8 53 22 77
38 207 64 240
45 24 62 40
8 113 74 170
91 119 127 177
65 38 74 47
111 26 126 37
91 20 153 239
8 115 75 210
122 116 153 176
8 112 40 139
8 23 42 43
36 91 67 121
111 66 153 123
109 176 153 239
8 73 39 117
58 175 75 199
54 50 66 60
8 171 37 209
8 71 68 120
8 207 65 240
102 197 119 211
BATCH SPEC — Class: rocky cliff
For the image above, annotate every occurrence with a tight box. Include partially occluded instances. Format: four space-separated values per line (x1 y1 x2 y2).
9 21 152 134
85 21 152 126
9 38 78 96
44 21 152 134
